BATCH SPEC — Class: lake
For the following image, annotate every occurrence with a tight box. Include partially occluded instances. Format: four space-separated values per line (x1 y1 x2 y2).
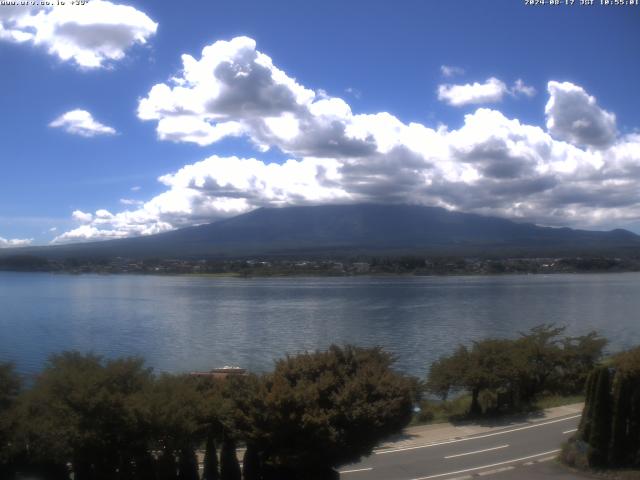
1 271 639 380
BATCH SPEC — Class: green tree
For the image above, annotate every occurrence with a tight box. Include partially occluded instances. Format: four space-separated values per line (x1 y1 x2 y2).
426 325 599 416
178 447 199 480
578 367 598 441
587 367 612 467
466 339 517 414
143 373 207 480
611 346 640 467
13 352 152 479
512 324 565 404
243 443 261 480
220 436 241 480
241 345 414 479
426 346 469 401
608 373 631 466
558 332 607 395
0 362 21 477
202 432 220 480
157 451 178 480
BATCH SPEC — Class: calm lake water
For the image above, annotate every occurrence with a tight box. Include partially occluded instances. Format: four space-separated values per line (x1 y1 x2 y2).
1 271 639 379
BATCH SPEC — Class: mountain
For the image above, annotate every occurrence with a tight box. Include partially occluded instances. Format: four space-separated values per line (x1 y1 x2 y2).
4 204 640 260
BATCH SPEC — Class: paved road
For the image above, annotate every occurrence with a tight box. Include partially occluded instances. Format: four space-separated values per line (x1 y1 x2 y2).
339 413 581 480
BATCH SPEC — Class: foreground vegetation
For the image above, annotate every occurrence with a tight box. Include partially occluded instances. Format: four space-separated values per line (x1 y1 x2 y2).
563 346 640 472
1 326 636 479
425 325 606 415
0 346 415 480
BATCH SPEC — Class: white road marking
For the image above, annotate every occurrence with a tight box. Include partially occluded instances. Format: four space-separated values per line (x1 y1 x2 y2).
535 455 559 463
409 449 561 480
444 444 509 459
339 467 373 474
477 466 514 476
376 415 580 455
563 428 578 434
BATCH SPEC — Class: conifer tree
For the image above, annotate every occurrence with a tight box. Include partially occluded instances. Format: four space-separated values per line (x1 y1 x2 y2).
177 448 199 480
157 451 178 480
220 436 241 480
578 368 598 441
243 443 261 480
203 433 220 480
609 375 630 466
588 367 612 467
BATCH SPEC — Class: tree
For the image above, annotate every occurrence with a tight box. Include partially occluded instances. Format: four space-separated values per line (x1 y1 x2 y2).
178 447 199 480
611 346 640 467
202 432 220 480
608 373 632 466
240 345 414 479
144 373 207 480
426 325 602 415
578 367 599 441
559 332 607 395
513 324 566 404
575 347 640 469
243 443 261 480
157 451 178 480
426 346 469 401
220 436 241 480
427 339 518 414
13 352 152 478
466 339 517 414
587 367 612 467
0 362 21 477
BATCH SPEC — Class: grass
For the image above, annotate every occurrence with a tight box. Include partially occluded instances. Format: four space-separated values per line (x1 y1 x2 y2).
534 393 584 410
411 392 584 426
410 395 471 426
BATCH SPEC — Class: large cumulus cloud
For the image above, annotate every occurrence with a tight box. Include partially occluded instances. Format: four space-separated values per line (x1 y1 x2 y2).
54 37 640 243
545 81 617 148
0 1 157 68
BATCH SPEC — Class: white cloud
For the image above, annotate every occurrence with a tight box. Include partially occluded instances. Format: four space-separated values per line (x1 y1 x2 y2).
437 77 508 106
440 65 465 77
545 81 616 148
49 109 116 137
54 37 640 243
120 198 143 206
137 36 373 158
437 77 537 107
0 236 33 248
512 79 536 98
0 1 157 68
72 210 93 223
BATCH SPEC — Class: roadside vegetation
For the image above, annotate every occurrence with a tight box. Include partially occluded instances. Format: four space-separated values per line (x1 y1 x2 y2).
1 327 636 479
0 346 415 480
424 325 605 417
562 345 640 475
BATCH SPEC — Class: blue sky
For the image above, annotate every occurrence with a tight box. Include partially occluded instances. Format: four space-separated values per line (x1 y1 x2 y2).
0 0 639 246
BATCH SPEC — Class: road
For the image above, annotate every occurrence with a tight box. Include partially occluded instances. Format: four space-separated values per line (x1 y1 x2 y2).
339 413 581 480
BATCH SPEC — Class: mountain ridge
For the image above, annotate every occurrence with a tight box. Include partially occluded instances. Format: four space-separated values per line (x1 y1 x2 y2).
3 204 640 260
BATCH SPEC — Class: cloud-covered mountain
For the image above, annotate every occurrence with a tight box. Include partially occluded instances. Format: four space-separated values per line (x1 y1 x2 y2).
51 36 640 244
12 204 640 260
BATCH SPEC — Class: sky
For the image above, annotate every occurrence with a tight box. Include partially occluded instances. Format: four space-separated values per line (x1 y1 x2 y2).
0 0 639 247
